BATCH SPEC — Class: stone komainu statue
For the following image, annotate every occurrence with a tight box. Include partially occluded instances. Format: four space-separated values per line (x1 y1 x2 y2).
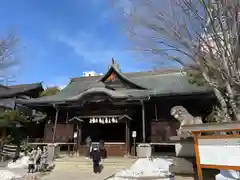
170 106 203 138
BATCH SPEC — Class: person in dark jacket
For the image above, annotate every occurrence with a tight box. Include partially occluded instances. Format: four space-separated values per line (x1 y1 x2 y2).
92 147 101 173
99 139 107 159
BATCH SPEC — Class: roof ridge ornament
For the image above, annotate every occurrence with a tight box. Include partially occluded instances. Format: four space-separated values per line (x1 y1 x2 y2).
111 58 120 71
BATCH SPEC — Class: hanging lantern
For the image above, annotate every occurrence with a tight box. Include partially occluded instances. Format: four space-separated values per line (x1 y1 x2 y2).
111 117 115 123
105 117 108 124
95 117 98 123
102 117 105 124
48 120 51 124
112 117 118 123
89 118 92 124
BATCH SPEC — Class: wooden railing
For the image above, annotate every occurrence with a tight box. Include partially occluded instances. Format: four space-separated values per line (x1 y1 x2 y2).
27 138 74 143
27 138 45 143
147 137 164 142
147 137 179 144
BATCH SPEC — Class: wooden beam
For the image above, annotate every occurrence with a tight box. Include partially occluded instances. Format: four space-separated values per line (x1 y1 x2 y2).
57 101 141 108
193 132 203 180
154 103 158 121
125 119 130 155
65 111 68 124
181 121 240 133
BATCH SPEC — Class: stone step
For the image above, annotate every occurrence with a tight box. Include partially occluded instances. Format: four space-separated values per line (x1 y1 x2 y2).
55 163 130 167
56 161 133 165
55 167 128 173
56 160 134 164
54 158 134 174
56 157 136 162
55 163 132 170
41 157 135 180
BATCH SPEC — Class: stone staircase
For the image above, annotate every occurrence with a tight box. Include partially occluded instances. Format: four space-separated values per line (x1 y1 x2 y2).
41 156 136 180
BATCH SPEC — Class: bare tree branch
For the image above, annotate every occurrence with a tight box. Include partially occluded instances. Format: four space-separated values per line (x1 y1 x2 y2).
117 0 240 121
0 32 19 71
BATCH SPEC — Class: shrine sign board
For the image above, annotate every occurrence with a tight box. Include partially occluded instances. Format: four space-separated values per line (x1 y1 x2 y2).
198 137 240 166
181 121 240 180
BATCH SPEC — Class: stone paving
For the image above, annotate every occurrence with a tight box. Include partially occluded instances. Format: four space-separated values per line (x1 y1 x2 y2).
0 156 207 180
40 156 136 180
39 156 200 180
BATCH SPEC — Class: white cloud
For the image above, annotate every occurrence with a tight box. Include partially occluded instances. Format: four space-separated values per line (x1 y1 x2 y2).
52 30 155 72
82 71 103 76
43 76 70 90
53 31 125 66
114 0 133 14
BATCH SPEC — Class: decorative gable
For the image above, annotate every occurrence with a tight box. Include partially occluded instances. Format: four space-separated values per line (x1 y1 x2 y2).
106 72 116 82
100 59 145 90
104 72 130 89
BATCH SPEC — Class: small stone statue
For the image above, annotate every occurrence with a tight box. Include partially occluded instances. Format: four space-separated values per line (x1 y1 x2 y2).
171 106 203 139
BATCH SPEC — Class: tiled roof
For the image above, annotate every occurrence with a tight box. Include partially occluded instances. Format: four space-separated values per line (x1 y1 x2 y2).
0 83 43 98
16 67 212 106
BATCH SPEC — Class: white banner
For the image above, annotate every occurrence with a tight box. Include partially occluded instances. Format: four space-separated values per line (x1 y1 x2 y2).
198 138 240 166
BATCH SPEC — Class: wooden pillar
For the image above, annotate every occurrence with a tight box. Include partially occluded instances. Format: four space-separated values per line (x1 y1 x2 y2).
65 111 69 124
125 119 130 155
141 100 146 142
1 128 6 139
193 132 203 180
77 123 83 155
52 106 59 143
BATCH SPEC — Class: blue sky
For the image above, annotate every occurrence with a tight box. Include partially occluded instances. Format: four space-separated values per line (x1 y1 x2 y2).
0 0 171 87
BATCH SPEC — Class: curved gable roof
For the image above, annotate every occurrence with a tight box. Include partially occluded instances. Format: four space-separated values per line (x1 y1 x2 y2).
16 69 213 106
100 64 146 89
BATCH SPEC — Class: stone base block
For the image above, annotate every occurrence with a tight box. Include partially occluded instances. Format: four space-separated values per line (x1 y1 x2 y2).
175 141 195 157
169 157 195 175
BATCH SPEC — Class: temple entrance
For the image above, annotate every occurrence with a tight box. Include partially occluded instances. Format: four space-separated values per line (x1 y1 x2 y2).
79 115 130 156
82 120 126 142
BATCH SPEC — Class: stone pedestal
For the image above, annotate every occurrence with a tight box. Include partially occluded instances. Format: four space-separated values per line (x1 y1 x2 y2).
175 141 195 157
169 137 196 178
171 137 195 157
47 144 60 162
169 157 196 179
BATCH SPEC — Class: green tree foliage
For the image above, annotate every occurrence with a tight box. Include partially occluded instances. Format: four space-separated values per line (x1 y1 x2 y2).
185 70 207 86
0 110 28 155
40 86 60 97
0 110 28 127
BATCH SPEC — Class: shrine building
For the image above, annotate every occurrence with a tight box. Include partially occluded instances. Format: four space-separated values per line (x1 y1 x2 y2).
17 60 216 156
